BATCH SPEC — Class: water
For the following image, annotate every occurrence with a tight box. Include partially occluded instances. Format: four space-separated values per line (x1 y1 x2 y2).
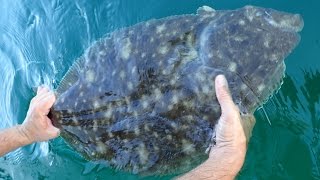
0 0 319 179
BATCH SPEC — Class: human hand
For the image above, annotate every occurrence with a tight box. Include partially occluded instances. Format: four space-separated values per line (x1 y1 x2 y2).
207 74 254 177
19 86 60 143
178 75 255 180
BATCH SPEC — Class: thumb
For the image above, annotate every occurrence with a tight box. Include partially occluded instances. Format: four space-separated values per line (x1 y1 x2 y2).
46 117 60 137
47 126 60 138
215 75 237 115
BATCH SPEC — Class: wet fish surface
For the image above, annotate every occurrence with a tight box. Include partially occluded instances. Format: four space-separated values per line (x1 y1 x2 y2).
49 5 303 175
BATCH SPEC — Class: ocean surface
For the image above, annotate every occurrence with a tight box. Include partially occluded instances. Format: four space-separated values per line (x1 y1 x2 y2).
0 0 319 179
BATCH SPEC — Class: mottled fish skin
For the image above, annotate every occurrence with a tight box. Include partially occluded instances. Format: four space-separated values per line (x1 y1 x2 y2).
49 5 303 175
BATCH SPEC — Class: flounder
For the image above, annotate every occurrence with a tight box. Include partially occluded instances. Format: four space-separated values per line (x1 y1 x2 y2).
49 5 303 175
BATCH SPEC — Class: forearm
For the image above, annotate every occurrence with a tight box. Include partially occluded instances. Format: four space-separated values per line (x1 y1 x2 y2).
177 161 235 180
177 148 245 180
0 125 32 156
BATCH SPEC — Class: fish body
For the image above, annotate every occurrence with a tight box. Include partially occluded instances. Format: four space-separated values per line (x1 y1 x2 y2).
50 5 303 175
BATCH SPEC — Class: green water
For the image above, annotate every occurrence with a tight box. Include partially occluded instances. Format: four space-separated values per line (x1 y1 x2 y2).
0 0 319 179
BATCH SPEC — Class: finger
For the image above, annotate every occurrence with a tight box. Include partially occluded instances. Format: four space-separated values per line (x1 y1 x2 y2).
38 92 56 113
37 86 43 94
37 85 49 95
33 90 54 105
47 126 60 138
215 75 237 115
46 117 60 138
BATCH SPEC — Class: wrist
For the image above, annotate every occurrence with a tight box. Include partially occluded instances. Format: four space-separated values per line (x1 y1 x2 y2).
207 146 246 177
16 125 34 145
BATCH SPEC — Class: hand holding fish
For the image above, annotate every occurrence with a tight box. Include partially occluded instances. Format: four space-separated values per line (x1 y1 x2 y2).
20 86 60 142
0 86 59 156
179 75 252 180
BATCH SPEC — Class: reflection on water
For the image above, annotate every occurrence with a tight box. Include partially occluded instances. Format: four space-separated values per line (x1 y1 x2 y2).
0 0 320 179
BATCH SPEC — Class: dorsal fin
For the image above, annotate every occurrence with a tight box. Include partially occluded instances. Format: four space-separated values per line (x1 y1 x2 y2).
55 57 85 96
197 6 216 16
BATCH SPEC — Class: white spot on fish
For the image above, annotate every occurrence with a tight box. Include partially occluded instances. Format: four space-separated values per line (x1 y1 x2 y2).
96 141 106 153
131 66 137 74
264 40 270 48
154 88 162 100
170 78 177 85
141 52 146 58
182 139 195 154
119 70 126 79
202 85 210 94
258 84 265 92
104 109 112 118
153 132 159 138
86 70 95 83
234 36 246 42
171 95 179 104
241 84 247 90
112 70 116 76
271 54 278 61
134 127 140 135
93 121 98 132
239 19 246 25
60 97 65 103
144 124 150 131
228 62 237 72
133 111 139 117
195 72 205 82
120 38 132 60
108 131 114 137
99 50 106 56
98 87 102 93
245 7 255 21
127 82 134 90
156 24 166 34
72 117 78 124
142 100 149 109
93 101 100 108
137 144 149 164
158 45 169 55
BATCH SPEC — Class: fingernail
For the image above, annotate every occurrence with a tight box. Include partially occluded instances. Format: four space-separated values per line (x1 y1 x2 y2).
216 75 228 88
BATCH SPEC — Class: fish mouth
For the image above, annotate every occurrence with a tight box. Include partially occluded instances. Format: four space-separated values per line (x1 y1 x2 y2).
265 13 304 33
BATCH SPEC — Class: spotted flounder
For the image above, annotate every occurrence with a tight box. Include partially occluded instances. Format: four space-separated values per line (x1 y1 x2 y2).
50 5 303 175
